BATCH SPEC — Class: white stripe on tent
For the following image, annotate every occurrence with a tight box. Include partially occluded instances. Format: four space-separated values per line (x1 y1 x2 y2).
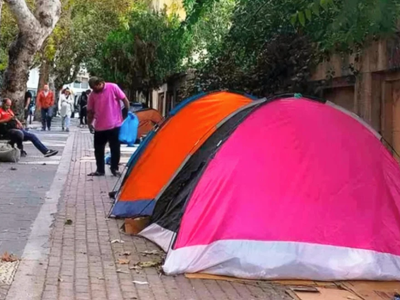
139 223 175 252
163 240 400 280
326 101 381 139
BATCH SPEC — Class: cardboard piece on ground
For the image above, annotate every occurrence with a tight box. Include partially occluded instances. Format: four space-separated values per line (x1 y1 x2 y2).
340 281 400 300
124 217 150 235
185 273 253 282
185 273 334 287
294 287 363 300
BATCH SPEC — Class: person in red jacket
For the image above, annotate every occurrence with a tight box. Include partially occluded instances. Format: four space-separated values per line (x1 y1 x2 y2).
37 84 55 131
0 98 58 157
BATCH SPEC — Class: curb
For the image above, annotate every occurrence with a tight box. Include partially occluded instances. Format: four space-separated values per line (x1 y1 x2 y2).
5 132 75 300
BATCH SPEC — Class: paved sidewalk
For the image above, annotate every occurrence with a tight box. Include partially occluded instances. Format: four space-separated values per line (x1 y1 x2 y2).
6 129 290 300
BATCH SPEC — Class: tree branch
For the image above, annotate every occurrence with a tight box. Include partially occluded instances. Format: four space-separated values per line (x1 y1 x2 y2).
35 0 61 29
4 0 38 32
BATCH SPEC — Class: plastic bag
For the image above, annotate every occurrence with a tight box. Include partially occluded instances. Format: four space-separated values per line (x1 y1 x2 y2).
119 111 139 147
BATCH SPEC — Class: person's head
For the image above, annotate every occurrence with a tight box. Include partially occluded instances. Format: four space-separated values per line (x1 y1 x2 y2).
86 89 91 95
89 77 105 93
43 84 49 92
2 98 11 110
65 88 70 95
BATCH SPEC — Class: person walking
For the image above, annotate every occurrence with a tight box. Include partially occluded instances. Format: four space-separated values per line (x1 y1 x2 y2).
24 90 32 128
78 89 90 127
87 77 130 177
37 84 55 131
59 88 74 132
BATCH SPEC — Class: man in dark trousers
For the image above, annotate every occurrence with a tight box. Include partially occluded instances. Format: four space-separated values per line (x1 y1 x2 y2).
78 89 90 127
87 77 130 177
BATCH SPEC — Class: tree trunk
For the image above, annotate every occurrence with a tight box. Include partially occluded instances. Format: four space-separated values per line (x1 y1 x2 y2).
0 0 4 29
2 32 41 116
1 0 61 114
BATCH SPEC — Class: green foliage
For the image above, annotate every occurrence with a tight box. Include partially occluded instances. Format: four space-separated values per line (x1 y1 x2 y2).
188 0 400 97
88 6 188 91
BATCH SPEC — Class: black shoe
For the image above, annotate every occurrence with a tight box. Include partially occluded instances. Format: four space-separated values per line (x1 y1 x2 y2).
21 150 27 157
44 149 58 157
88 171 105 177
111 169 121 177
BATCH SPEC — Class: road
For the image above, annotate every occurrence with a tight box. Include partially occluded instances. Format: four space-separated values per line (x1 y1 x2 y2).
0 117 73 257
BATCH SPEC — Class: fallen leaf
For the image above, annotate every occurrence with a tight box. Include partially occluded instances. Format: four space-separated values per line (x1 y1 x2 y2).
133 281 148 285
64 219 73 225
1 252 18 262
116 269 129 274
111 239 124 244
136 261 160 268
117 258 130 265
58 277 63 282
141 250 160 256
120 251 131 256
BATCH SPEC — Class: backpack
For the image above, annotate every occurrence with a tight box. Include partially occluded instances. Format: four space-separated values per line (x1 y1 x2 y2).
0 143 20 163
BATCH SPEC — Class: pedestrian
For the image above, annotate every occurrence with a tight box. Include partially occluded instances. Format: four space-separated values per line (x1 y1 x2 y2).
87 77 130 177
37 84 55 131
59 88 74 132
0 99 58 157
24 90 32 128
78 89 90 127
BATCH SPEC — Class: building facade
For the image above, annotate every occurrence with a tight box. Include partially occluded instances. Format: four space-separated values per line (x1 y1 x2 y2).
312 34 400 154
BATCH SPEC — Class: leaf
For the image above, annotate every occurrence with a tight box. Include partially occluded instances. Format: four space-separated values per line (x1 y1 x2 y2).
305 9 312 22
111 239 124 244
290 14 297 26
312 3 320 16
64 219 73 225
320 0 328 10
136 261 160 268
133 281 148 285
1 252 18 262
298 11 306 26
117 258 130 265
141 250 161 256
120 251 131 256
116 269 129 274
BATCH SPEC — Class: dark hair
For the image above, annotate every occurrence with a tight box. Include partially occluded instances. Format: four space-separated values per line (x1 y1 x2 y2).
89 77 105 88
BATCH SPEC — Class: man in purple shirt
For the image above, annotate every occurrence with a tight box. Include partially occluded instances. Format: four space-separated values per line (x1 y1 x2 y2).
87 77 130 177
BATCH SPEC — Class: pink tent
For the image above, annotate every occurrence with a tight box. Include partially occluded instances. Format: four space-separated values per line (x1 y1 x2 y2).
140 96 400 280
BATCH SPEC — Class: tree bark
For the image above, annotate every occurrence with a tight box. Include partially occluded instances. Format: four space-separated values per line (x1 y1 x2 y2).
0 0 4 29
1 0 61 114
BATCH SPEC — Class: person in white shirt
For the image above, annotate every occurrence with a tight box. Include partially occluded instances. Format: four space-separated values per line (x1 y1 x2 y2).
59 88 74 132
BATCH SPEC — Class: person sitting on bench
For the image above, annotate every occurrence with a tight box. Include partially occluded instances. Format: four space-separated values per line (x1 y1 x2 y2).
0 98 58 157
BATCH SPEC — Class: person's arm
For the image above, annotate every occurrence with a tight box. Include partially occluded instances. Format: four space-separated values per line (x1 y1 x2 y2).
87 94 95 132
36 93 42 108
0 116 12 124
122 97 130 111
50 92 55 107
25 96 31 110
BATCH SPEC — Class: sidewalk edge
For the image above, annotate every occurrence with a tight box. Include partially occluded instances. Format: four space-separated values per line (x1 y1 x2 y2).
6 132 75 300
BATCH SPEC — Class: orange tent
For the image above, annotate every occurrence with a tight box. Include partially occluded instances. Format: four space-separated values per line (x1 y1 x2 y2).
136 108 164 139
111 91 257 217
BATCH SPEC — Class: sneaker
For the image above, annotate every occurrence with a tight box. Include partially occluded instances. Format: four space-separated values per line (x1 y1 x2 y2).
21 150 27 157
41 128 46 131
44 149 58 157
62 127 64 131
66 128 70 132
